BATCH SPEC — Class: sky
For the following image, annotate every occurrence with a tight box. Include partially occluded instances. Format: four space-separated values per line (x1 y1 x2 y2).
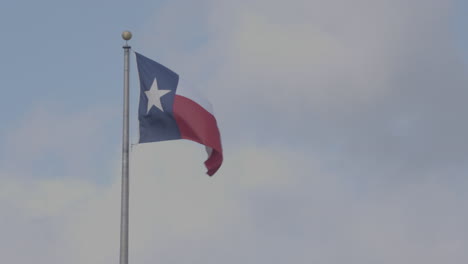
1 0 468 263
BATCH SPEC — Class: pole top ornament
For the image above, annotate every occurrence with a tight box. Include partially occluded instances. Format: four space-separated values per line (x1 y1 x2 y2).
122 31 132 41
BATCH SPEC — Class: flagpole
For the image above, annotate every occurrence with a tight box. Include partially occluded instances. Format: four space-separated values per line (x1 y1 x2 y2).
120 30 132 264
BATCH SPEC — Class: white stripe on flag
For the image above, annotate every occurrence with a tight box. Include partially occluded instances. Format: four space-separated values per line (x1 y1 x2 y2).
176 79 214 115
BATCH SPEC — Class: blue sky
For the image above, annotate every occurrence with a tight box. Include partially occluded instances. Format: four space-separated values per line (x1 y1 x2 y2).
455 0 468 63
1 0 468 263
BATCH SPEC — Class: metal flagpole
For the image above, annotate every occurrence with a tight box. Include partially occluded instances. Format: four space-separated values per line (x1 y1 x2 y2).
120 30 132 264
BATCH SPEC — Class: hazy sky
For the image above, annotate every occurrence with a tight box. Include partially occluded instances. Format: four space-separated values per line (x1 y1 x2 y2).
1 0 468 263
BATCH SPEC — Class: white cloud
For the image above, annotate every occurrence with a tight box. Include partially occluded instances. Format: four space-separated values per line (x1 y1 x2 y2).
140 0 457 115
0 177 97 218
3 142 467 264
2 103 118 181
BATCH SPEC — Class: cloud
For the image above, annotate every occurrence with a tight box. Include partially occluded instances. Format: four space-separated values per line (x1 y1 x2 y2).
2 141 468 264
0 103 119 264
139 0 468 178
1 103 118 181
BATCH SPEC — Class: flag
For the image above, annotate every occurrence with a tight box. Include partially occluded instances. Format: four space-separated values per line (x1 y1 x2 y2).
135 52 223 176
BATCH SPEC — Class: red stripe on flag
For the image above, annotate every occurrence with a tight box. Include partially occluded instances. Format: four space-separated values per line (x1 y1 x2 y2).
173 95 223 176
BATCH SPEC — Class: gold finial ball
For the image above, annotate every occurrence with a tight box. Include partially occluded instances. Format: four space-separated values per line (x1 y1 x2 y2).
122 31 132 41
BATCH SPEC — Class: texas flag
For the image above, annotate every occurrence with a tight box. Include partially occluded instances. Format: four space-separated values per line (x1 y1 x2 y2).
135 52 223 176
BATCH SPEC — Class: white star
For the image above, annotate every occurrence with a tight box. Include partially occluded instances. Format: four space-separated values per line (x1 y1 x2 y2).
145 78 171 113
